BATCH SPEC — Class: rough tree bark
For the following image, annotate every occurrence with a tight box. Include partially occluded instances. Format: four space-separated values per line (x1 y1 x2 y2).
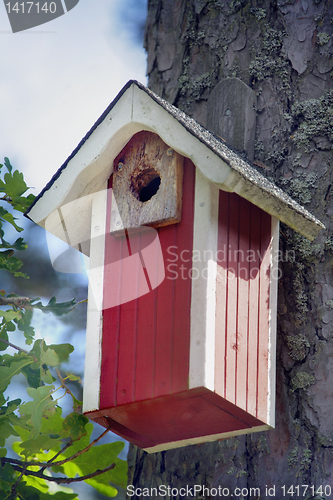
128 0 333 495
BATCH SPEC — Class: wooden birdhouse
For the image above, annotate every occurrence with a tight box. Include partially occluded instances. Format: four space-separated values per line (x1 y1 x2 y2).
26 80 324 453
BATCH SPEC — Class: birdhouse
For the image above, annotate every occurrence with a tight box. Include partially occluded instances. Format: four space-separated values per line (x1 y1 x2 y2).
26 80 324 453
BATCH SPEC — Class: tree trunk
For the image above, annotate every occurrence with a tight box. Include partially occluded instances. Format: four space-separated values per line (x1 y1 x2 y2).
128 0 333 495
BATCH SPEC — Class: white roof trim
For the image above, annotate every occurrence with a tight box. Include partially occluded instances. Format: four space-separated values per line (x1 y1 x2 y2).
26 80 324 249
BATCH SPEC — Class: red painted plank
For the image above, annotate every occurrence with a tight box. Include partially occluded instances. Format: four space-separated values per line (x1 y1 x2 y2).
171 158 195 393
257 211 271 422
247 204 261 417
134 230 158 402
153 224 176 397
225 194 240 404
215 190 229 398
235 197 251 411
153 157 194 396
116 234 140 405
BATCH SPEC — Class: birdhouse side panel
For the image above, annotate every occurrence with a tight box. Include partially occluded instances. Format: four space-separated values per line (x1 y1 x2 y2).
99 157 195 410
215 191 273 424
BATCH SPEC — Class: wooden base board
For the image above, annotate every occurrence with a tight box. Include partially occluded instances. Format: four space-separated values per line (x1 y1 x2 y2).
85 387 267 453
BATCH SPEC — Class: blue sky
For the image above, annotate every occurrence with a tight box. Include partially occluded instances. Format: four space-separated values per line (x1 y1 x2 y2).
0 0 147 193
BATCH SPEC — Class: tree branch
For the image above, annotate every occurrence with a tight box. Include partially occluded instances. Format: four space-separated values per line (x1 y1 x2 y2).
56 368 72 396
9 462 116 484
49 426 111 467
0 338 28 353
39 439 74 474
10 463 26 497
2 426 112 470
0 296 31 309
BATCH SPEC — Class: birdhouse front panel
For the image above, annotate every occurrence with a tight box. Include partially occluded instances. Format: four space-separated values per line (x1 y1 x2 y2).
99 149 195 410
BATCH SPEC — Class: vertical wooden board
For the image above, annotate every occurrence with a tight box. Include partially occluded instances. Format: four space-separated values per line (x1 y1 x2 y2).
116 234 141 405
247 204 261 416
235 197 251 411
172 158 195 393
116 301 139 405
153 224 176 398
100 179 123 409
215 190 229 398
256 211 272 422
225 194 240 404
134 229 158 402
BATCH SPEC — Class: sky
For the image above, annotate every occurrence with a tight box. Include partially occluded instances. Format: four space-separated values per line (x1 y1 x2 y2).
0 0 148 193
1 2 148 498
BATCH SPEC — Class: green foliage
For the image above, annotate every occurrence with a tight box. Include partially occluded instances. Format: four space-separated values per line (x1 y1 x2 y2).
0 159 127 499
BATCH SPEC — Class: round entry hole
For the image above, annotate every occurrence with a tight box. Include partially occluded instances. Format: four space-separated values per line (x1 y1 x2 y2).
131 168 161 203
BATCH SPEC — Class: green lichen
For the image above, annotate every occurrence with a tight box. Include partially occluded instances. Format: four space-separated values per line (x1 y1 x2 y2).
292 152 302 167
317 32 331 46
291 371 315 392
250 7 266 20
289 261 309 316
287 335 310 361
288 445 313 477
314 13 324 22
178 57 190 93
280 172 318 205
299 447 312 474
228 0 248 15
181 28 206 47
180 69 213 104
254 140 265 159
324 234 333 252
262 28 284 55
289 232 322 262
288 446 299 469
250 55 289 82
292 419 301 439
254 435 269 456
249 27 290 94
291 90 333 152
190 73 213 100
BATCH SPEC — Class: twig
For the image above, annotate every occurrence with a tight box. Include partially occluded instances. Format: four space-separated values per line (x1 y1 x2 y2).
45 439 74 465
0 195 12 202
56 368 71 396
39 439 74 474
10 463 26 497
0 338 28 354
2 426 112 470
9 462 116 485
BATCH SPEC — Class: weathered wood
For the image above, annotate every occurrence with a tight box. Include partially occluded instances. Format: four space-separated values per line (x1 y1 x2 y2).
206 78 257 161
110 131 183 234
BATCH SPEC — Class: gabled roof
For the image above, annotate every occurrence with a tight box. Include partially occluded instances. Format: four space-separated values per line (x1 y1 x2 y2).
25 80 324 248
